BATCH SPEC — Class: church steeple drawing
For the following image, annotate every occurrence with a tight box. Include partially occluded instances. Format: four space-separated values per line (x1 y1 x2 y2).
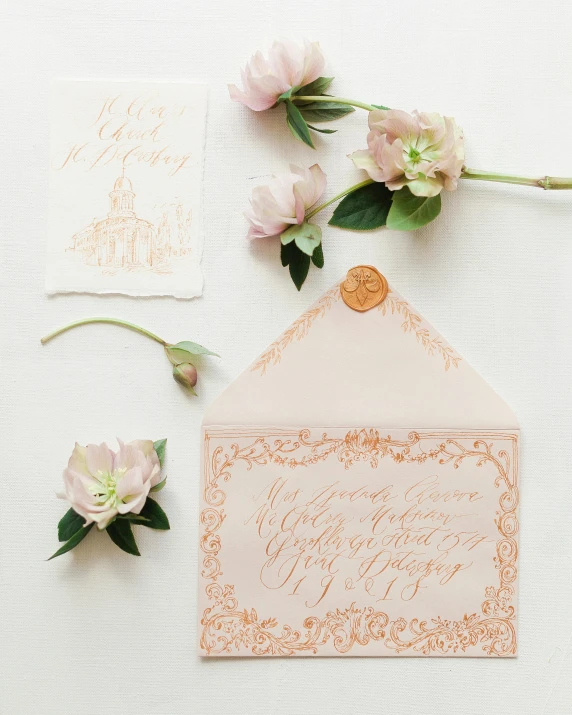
70 171 192 271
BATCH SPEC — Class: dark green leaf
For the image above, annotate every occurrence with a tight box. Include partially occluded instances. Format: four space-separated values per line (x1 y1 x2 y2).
311 242 324 269
153 438 167 468
297 102 355 123
329 182 393 230
150 477 167 493
371 103 390 110
288 246 311 291
58 508 86 542
138 497 170 530
49 523 94 560
307 124 336 134
285 101 314 149
386 187 442 231
280 222 322 256
280 241 296 267
106 520 140 556
297 76 334 96
117 513 151 523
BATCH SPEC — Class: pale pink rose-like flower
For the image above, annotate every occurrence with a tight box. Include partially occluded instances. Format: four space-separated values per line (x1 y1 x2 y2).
350 109 465 197
245 164 327 240
60 440 161 530
229 39 325 111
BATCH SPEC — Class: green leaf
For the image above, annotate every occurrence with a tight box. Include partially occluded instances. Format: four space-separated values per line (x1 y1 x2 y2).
117 513 151 523
297 76 334 96
153 438 167 468
58 508 86 542
280 223 322 256
138 497 170 530
150 477 167 493
329 182 393 230
288 245 311 291
371 103 390 110
285 101 314 149
106 520 140 556
49 523 94 560
280 241 296 267
386 187 442 231
311 242 324 269
297 102 355 123
276 85 300 102
307 124 336 134
165 341 218 366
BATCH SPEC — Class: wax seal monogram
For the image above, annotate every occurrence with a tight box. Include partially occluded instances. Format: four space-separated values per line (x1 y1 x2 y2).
340 265 388 312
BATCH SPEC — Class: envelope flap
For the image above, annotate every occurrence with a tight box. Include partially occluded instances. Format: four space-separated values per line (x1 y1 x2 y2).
203 279 517 429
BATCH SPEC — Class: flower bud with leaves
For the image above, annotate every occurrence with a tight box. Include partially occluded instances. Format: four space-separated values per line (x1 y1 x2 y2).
41 319 218 395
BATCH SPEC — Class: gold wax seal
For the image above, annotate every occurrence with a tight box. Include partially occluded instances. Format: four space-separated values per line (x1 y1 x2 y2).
340 265 388 312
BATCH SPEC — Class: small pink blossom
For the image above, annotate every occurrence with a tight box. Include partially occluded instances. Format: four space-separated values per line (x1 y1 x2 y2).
245 164 326 240
350 109 465 197
60 440 161 530
229 39 325 111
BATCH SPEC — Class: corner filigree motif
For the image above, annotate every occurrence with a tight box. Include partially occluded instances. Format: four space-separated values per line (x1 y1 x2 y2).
200 430 518 656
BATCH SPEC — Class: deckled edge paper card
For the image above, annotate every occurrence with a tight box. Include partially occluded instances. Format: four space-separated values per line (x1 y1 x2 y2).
46 81 208 298
198 275 519 657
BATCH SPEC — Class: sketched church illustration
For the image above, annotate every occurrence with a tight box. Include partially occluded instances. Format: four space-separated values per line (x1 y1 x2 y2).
70 172 192 270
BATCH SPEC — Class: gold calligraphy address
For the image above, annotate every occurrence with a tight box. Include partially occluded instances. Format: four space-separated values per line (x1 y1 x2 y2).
200 429 518 656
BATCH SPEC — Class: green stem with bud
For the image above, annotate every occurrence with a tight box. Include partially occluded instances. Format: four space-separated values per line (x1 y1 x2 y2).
40 318 167 346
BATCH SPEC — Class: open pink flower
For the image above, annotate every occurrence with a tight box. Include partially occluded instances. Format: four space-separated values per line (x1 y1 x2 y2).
245 164 327 239
229 39 325 111
60 440 161 530
350 109 465 197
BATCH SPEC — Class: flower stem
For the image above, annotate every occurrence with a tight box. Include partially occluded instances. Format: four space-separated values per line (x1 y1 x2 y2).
291 95 381 112
306 179 375 219
461 167 572 190
40 318 167 346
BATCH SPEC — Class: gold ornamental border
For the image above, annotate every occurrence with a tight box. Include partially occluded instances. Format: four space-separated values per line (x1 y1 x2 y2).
250 288 461 375
199 428 518 657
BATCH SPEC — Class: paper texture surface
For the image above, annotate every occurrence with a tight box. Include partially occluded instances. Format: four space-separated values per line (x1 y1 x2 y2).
199 279 519 657
46 80 207 298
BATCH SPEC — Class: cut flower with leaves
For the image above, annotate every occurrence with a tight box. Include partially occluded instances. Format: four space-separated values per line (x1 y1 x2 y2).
230 39 356 148
237 38 572 290
50 438 170 559
246 163 326 289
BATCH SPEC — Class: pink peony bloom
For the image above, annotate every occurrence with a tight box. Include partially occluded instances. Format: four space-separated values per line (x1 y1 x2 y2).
245 164 327 239
60 440 162 530
229 39 325 111
350 109 465 197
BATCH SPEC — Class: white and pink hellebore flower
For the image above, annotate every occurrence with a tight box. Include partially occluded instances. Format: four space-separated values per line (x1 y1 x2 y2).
229 39 325 111
245 164 327 240
60 440 162 530
350 109 465 197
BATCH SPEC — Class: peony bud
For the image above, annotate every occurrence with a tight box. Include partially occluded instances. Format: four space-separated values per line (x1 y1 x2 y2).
173 362 198 393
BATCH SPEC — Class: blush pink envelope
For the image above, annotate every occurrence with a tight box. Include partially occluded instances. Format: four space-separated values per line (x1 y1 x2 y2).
199 275 519 657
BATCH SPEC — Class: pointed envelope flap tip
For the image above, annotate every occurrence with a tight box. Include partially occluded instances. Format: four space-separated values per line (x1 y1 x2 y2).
203 275 518 429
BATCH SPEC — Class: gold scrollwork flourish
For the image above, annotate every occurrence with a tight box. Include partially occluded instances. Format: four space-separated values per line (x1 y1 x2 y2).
200 430 518 656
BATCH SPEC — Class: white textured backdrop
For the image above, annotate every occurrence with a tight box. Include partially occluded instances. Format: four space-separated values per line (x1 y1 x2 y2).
1 1 572 713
